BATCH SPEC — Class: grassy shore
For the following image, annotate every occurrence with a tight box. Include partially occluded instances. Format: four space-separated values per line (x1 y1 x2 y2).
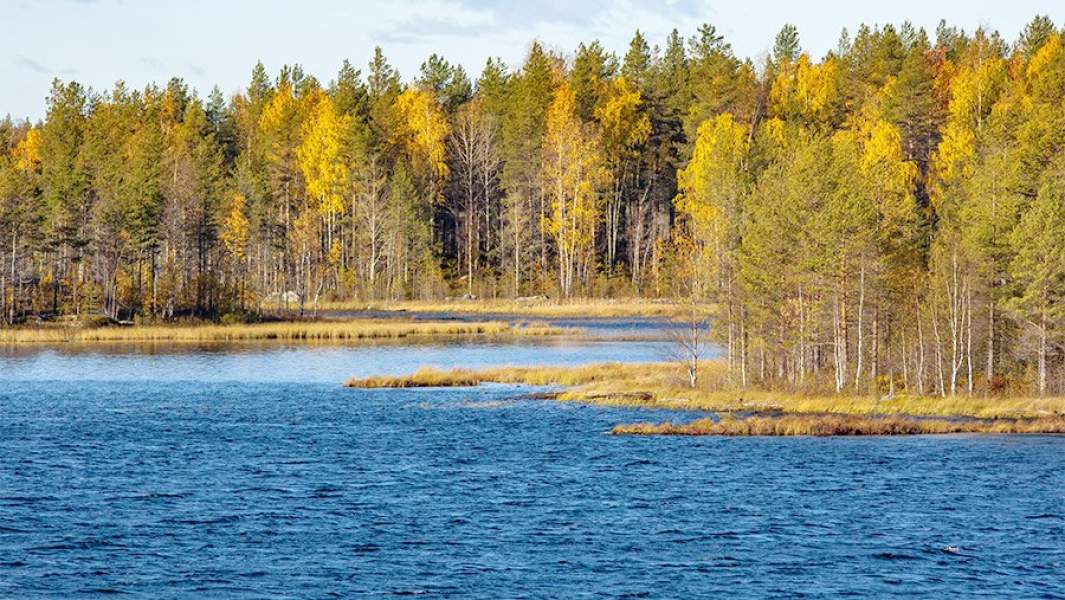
0 319 564 344
611 414 1065 436
345 360 1065 420
320 298 699 319
346 363 666 389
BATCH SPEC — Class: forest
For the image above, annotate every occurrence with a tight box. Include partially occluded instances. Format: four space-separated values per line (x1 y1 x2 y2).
1 16 1064 396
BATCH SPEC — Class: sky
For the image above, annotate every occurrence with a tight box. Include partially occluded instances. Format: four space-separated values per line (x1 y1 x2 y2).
2 0 1062 120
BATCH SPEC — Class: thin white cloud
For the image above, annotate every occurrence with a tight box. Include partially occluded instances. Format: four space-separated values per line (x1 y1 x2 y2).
13 54 53 75
12 54 77 77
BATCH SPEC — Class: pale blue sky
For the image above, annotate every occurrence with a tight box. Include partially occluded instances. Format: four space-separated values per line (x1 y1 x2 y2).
2 0 1062 120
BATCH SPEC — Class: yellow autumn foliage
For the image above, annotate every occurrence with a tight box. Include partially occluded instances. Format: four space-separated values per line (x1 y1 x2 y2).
13 128 42 173
221 192 250 262
676 113 749 233
298 92 350 218
769 54 840 125
595 76 651 157
930 56 1007 203
543 82 608 297
392 88 450 184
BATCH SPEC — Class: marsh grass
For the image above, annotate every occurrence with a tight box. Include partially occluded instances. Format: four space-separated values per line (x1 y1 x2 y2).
1 319 563 344
320 298 703 319
345 360 1065 420
611 414 1065 436
344 362 666 388
349 367 484 388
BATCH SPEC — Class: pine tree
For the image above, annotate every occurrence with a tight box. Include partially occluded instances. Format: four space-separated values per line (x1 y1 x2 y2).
331 59 369 120
570 41 616 122
622 31 652 89
501 42 555 292
773 24 801 65
418 54 472 113
1007 162 1065 395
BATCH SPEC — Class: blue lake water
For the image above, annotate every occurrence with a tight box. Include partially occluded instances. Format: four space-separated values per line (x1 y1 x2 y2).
1 337 1063 597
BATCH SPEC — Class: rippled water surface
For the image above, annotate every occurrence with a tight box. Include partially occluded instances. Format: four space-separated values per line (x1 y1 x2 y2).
1 335 1063 598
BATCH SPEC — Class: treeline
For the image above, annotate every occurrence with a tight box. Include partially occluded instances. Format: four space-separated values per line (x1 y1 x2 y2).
677 18 1065 396
2 17 1064 394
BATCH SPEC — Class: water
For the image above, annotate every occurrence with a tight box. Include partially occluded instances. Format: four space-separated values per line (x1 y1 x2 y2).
0 337 674 383
1 336 1063 597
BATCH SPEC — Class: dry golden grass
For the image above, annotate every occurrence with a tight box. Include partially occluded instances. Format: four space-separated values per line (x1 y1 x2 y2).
611 414 1065 436
349 367 484 388
344 362 666 388
566 381 1065 420
345 360 1065 420
1 319 563 344
320 298 699 319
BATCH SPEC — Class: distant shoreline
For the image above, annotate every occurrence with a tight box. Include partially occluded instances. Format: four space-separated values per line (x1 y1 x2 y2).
0 317 566 345
317 298 699 319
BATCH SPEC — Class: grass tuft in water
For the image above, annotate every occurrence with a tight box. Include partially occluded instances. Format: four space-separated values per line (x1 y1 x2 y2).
349 367 485 388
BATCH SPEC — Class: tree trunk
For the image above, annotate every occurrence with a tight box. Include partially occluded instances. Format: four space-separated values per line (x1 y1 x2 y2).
1039 308 1048 396
871 300 879 389
915 294 925 396
986 298 994 390
8 230 16 324
833 291 847 393
854 263 865 392
798 285 806 386
932 303 946 397
965 283 974 395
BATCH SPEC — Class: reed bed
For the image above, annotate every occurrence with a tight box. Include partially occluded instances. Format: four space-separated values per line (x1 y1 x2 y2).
320 298 699 319
1 319 562 344
345 360 1065 420
344 362 666 388
611 414 1065 436
567 382 1065 420
350 367 484 388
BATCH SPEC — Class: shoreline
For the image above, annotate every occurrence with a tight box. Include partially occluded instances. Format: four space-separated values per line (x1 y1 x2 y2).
316 298 701 319
344 362 1065 435
0 319 567 345
610 414 1065 437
